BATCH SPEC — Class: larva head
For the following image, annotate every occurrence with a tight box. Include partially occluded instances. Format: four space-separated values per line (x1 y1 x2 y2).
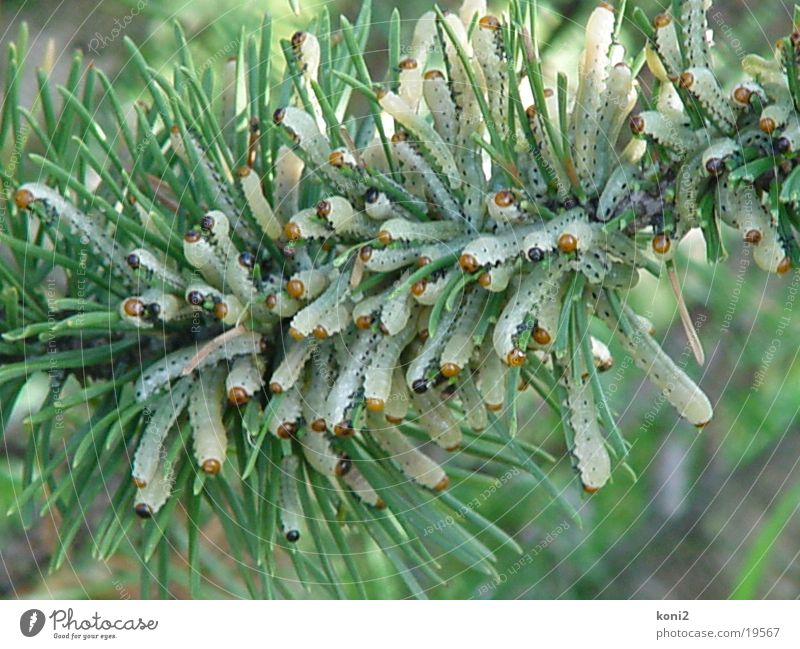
678 71 694 89
651 233 672 255
284 221 302 241
335 455 352 477
582 483 600 494
459 253 480 273
744 229 762 244
277 422 297 439
184 229 202 244
377 229 393 245
355 314 373 330
238 252 255 269
316 200 332 221
629 114 645 135
203 459 222 475
732 85 753 106
532 326 552 346
777 257 792 274
285 529 300 543
311 418 327 433
759 116 777 134
440 362 461 378
269 382 283 395
423 68 443 80
478 15 501 30
652 13 671 28
286 279 305 299
134 503 153 519
333 421 354 437
272 107 286 125
186 290 205 307
14 188 35 210
400 57 419 71
775 136 792 154
288 327 305 341
291 30 306 48
557 233 578 254
126 253 141 269
434 475 450 492
412 378 429 394
228 386 250 405
506 348 526 367
122 297 145 318
411 280 428 296
365 398 385 412
359 245 373 263
312 325 329 340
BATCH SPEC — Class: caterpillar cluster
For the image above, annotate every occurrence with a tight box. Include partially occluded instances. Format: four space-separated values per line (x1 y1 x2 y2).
10 0 799 548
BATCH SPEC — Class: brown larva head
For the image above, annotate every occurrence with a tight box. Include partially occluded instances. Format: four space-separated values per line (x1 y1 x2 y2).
678 71 694 89
732 85 753 106
418 328 429 341
400 57 418 70
743 229 762 244
312 325 329 340
391 130 409 143
525 105 537 120
433 476 450 492
423 69 444 80
286 279 305 299
202 459 221 476
265 293 278 309
269 382 283 395
557 233 578 254
411 280 427 296
213 302 229 320
333 422 354 437
228 386 250 406
272 107 286 124
316 200 332 219
506 348 526 367
459 253 480 273
284 222 302 241
375 498 387 510
291 31 306 48
377 229 393 246
494 189 515 208
329 150 345 167
652 13 671 28
629 115 645 135
759 116 777 134
532 326 552 346
277 422 297 439
359 245 373 262
365 397 385 412
582 483 600 494
311 418 328 433
651 233 672 255
478 272 492 288
777 257 792 275
133 477 147 489
184 229 202 243
237 165 251 179
479 15 501 30
355 314 373 330
288 327 305 341
123 298 145 318
445 442 461 452
440 362 461 378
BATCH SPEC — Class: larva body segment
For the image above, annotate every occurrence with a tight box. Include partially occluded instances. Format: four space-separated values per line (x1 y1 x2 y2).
225 354 266 405
341 467 383 508
372 424 448 490
301 341 335 431
472 15 508 141
565 371 611 492
590 336 614 371
326 329 380 436
596 164 637 222
384 367 411 423
238 166 283 240
132 376 195 488
596 299 713 427
279 455 303 542
378 217 466 245
189 364 228 475
391 137 462 218
364 325 416 412
300 430 348 476
379 285 414 336
459 227 534 272
287 268 329 302
680 0 713 68
457 370 489 432
134 455 174 518
127 248 186 291
440 287 486 376
316 196 375 238
274 107 331 171
411 265 456 306
477 337 506 410
289 278 348 339
285 207 332 242
274 145 303 219
270 338 316 394
269 386 303 439
573 5 615 191
406 305 458 392
423 70 458 147
679 67 736 131
16 183 134 282
380 91 461 190
593 63 637 188
630 111 699 156
363 245 420 272
649 14 682 80
184 231 225 287
478 261 516 293
411 390 462 451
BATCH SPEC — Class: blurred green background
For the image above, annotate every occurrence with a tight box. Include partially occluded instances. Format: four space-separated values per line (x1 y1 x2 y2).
1 0 799 599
